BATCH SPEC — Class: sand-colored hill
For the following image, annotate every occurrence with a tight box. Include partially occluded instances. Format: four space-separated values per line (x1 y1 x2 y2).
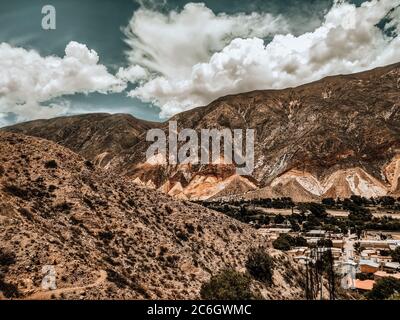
0 131 306 300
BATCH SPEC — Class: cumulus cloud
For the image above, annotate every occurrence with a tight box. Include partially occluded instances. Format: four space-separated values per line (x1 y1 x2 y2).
125 0 400 118
123 2 291 79
0 41 126 124
116 65 149 84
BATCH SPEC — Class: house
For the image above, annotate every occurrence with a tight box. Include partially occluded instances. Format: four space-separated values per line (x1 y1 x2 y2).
354 279 375 292
360 249 377 259
332 240 344 249
259 228 291 235
374 271 400 280
329 233 344 240
307 230 326 237
359 260 380 273
358 240 390 249
258 228 292 241
369 255 392 264
383 262 400 272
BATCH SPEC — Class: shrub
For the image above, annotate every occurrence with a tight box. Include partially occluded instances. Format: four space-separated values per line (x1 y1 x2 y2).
317 239 333 248
84 160 95 170
368 278 400 300
391 247 400 263
106 269 129 289
245 247 274 285
322 198 336 207
0 250 16 266
53 202 73 212
348 206 372 222
273 214 285 224
294 236 308 247
200 269 258 300
0 278 20 298
18 207 34 221
298 203 327 218
272 234 292 251
44 160 58 169
98 231 114 242
3 184 29 199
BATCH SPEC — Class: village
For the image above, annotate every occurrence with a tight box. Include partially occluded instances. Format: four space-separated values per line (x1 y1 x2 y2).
198 196 400 297
260 226 400 294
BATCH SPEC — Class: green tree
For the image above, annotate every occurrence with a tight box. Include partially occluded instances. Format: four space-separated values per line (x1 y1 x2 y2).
322 198 336 207
272 234 292 251
368 278 400 300
354 242 362 254
200 269 259 300
348 206 373 222
317 239 333 248
391 247 400 263
245 248 274 285
299 203 327 218
274 214 285 224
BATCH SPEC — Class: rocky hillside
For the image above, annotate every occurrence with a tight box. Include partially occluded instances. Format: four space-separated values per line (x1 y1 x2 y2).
5 63 400 201
0 131 306 299
3 113 158 168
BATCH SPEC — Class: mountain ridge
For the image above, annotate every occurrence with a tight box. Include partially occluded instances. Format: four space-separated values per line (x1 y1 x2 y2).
4 62 400 200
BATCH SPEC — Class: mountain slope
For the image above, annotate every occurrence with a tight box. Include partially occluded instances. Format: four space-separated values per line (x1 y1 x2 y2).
0 131 305 299
5 63 400 200
4 113 158 167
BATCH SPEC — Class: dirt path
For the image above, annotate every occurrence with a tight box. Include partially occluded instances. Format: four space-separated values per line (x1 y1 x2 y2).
25 270 107 300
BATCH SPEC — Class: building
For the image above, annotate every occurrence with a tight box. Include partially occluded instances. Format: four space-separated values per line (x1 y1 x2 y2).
383 262 400 272
374 271 400 280
369 255 392 264
360 249 377 259
359 260 380 273
332 239 344 249
354 279 375 292
306 230 326 237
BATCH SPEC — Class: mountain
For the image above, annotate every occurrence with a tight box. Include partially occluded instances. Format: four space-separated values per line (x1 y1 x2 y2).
0 131 305 299
5 63 400 201
3 113 158 167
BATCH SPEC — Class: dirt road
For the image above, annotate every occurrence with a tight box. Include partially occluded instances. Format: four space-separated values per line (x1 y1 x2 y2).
25 270 107 300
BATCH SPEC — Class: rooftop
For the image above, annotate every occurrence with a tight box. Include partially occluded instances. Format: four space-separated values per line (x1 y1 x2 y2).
374 271 400 280
307 230 326 235
384 262 400 270
354 279 375 291
359 260 380 268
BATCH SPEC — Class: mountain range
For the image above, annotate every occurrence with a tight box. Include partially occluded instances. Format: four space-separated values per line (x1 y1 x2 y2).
5 63 400 201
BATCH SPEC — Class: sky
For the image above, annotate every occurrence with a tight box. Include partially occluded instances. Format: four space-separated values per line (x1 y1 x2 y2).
0 0 399 126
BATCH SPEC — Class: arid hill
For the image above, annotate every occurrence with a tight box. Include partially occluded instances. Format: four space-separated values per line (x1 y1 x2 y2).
0 131 306 299
5 63 400 201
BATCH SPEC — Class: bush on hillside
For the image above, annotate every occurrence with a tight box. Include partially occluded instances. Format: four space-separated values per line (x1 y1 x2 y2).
245 247 274 285
200 269 258 300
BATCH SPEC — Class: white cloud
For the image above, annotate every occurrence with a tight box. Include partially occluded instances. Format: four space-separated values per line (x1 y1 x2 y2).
0 41 126 124
116 65 149 84
125 0 400 118
123 2 291 80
